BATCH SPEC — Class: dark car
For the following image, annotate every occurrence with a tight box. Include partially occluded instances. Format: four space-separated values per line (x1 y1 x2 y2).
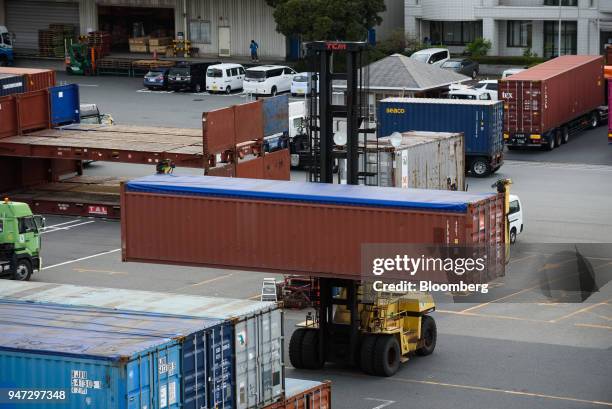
167 61 220 92
143 68 170 90
441 58 479 79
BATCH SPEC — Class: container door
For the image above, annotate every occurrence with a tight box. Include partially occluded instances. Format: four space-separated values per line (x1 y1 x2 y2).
209 322 235 408
153 344 182 409
127 354 153 409
182 332 208 409
219 27 231 57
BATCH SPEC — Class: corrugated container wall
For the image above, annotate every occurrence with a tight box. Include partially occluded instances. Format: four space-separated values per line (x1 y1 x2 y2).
377 98 504 158
0 67 56 92
500 55 604 135
266 379 331 409
0 300 193 409
121 175 505 280
0 281 285 409
0 74 25 96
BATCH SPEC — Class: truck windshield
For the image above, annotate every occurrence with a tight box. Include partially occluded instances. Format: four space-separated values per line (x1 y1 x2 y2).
2 33 11 46
207 68 223 77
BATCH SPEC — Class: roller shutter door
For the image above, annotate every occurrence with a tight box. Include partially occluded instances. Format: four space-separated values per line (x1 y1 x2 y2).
6 1 79 52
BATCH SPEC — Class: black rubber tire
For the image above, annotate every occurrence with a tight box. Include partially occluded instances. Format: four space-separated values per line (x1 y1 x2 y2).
561 127 569 144
590 112 599 129
471 158 491 177
289 328 307 369
506 146 518 151
472 70 477 79
416 315 437 356
0 58 7 67
372 335 401 377
194 83 202 93
359 334 378 375
226 86 232 94
510 228 517 244
271 86 277 96
301 329 324 369
544 134 556 151
555 130 562 147
13 259 32 281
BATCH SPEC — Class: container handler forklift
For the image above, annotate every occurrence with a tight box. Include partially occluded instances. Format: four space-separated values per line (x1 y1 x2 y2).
288 41 513 376
66 41 96 75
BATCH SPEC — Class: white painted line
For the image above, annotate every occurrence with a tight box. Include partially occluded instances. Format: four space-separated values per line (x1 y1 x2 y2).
364 398 395 409
40 220 96 234
78 84 99 87
42 248 121 270
42 219 84 229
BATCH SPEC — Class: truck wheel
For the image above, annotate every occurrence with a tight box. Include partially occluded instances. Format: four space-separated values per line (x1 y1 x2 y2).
471 158 490 177
555 130 562 148
289 328 307 369
359 334 378 375
510 228 517 244
416 315 437 356
301 329 324 369
545 135 556 151
13 259 32 281
590 112 599 129
561 127 569 144
0 57 7 67
372 335 400 377
472 70 477 79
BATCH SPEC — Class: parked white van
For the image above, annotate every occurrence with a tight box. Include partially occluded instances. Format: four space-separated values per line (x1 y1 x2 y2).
410 48 450 66
508 194 524 244
206 63 245 94
243 65 297 96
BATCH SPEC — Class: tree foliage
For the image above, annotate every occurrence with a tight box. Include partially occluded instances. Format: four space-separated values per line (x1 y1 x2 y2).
265 0 386 41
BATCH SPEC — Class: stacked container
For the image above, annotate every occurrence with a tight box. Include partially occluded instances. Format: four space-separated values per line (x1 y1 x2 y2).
0 67 56 92
0 281 285 409
0 73 25 96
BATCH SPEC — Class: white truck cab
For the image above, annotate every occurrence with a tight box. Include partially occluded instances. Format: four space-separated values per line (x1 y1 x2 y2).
508 194 523 244
0 25 15 66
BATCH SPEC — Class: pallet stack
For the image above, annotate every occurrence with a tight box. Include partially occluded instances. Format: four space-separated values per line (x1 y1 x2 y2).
128 37 149 53
148 37 172 55
38 24 75 57
87 31 112 57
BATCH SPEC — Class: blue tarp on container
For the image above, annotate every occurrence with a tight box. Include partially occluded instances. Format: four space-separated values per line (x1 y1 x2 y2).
126 174 494 212
262 94 289 136
377 98 504 157
49 84 80 126
0 300 233 409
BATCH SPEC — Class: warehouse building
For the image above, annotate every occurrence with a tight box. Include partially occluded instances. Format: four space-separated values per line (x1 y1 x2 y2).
405 0 612 58
0 0 403 60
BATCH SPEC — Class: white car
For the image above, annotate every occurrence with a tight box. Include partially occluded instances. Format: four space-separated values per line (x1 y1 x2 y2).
410 48 450 66
243 65 297 96
291 72 317 96
206 63 245 94
508 194 524 244
474 80 499 100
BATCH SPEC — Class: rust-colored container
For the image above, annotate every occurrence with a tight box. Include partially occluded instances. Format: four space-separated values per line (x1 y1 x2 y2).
236 156 264 179
263 149 290 181
0 67 56 92
265 379 331 409
121 175 504 279
500 55 604 136
235 100 263 144
15 90 50 134
203 107 235 154
0 95 18 138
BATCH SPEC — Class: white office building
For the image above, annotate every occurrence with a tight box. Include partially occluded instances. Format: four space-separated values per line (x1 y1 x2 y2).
405 0 612 58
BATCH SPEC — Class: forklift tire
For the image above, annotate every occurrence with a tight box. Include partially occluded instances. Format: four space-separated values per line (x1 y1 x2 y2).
301 329 324 369
13 259 32 281
372 335 401 377
289 328 307 369
416 315 437 356
359 334 378 375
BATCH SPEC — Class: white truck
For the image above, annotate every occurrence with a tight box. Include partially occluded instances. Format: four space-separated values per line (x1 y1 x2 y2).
508 194 524 244
0 26 15 66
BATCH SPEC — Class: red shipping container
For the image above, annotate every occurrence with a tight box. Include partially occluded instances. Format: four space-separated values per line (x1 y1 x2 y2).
203 107 235 155
0 95 18 138
265 379 331 409
121 175 505 280
500 55 604 138
0 67 56 92
263 149 290 181
235 100 264 144
15 90 50 134
236 156 264 179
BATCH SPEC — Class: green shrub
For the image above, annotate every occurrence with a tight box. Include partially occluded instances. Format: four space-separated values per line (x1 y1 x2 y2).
466 38 492 57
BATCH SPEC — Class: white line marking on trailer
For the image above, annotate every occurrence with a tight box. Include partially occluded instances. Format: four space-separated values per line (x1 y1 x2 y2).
364 398 396 409
41 248 121 271
40 220 96 234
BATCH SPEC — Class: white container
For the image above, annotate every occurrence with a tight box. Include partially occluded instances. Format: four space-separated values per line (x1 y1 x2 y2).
0 281 284 409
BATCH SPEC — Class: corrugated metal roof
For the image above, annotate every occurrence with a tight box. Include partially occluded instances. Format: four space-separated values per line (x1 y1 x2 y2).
126 174 494 212
365 53 469 91
382 97 501 106
0 300 221 359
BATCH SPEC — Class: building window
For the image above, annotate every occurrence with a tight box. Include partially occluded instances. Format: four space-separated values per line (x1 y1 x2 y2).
543 21 577 58
190 20 211 44
507 21 532 48
543 0 578 5
430 21 482 46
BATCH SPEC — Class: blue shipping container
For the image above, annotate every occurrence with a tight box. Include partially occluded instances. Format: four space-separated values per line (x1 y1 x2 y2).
377 98 505 175
0 300 234 409
263 94 289 137
0 74 25 97
49 83 80 126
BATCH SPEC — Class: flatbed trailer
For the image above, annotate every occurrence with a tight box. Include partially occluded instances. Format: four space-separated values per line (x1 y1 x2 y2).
0 125 204 167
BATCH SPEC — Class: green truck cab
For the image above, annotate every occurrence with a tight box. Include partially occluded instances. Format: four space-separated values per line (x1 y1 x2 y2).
0 199 44 281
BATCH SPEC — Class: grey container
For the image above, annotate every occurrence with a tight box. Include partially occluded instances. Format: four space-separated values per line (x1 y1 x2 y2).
0 281 284 409
0 73 25 96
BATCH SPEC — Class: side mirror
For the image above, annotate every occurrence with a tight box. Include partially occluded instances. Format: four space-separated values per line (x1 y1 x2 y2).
33 215 46 230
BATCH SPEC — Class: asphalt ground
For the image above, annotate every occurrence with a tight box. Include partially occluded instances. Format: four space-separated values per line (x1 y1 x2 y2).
8 66 612 408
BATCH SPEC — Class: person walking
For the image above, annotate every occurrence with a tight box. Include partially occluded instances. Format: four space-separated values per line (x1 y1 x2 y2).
250 40 259 62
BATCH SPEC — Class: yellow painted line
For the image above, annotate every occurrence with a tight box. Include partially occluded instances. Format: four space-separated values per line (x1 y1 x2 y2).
549 299 612 323
391 377 612 407
574 323 612 330
508 253 539 264
73 268 127 275
437 309 548 323
174 273 233 291
248 294 261 300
